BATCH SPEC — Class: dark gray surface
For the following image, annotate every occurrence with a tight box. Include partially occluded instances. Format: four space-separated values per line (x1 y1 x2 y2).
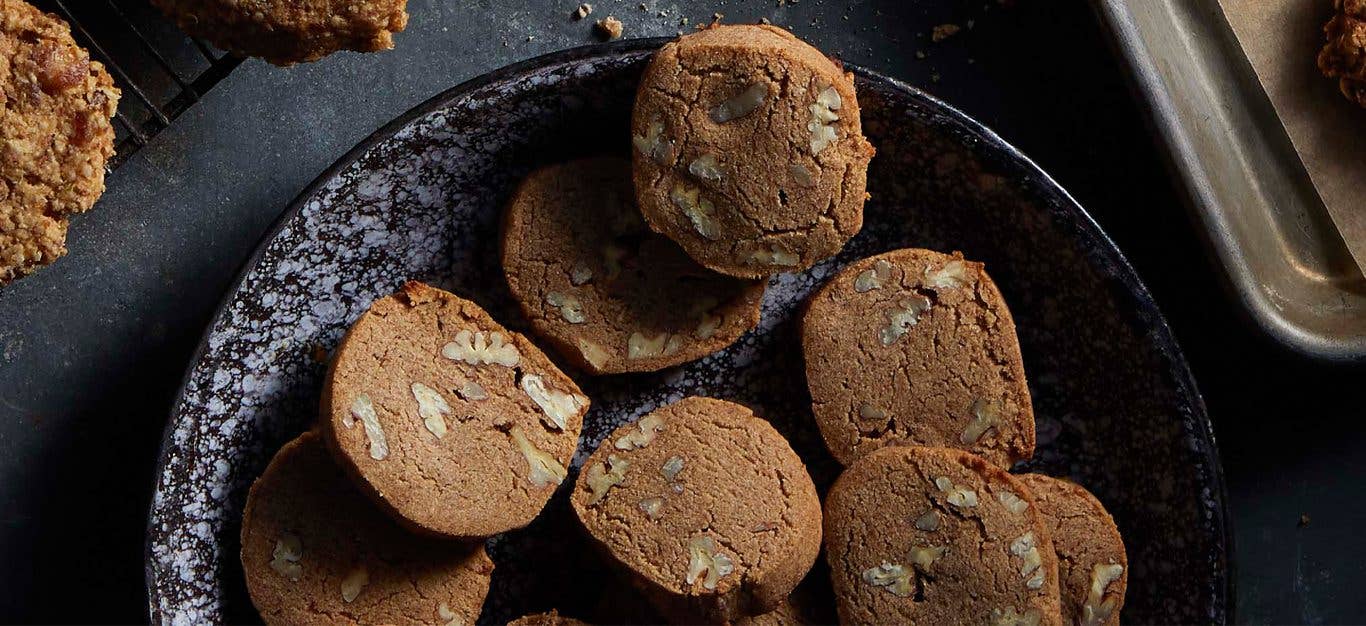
0 0 1361 623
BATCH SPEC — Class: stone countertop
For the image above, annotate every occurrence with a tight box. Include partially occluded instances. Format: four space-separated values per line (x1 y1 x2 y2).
0 0 1361 623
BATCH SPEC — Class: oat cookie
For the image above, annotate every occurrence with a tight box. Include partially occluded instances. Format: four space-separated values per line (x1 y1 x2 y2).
1 0 119 285
570 397 823 623
321 281 589 539
1016 474 1127 626
630 24 876 279
150 0 409 66
802 248 1035 467
824 445 1063 626
1318 0 1366 108
240 432 494 626
501 156 765 375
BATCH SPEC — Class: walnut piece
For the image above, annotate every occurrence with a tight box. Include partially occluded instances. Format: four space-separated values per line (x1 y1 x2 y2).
858 403 888 421
925 258 973 289
661 455 685 481
585 454 630 505
545 291 586 324
1081 563 1125 626
997 489 1030 515
807 85 842 154
520 374 584 431
748 244 800 267
879 295 932 345
914 511 941 531
694 313 722 340
1010 532 1046 590
269 534 303 581
909 545 948 569
437 602 466 626
628 331 683 359
340 565 369 603
639 497 665 520
688 154 724 182
935 475 979 507
411 382 452 439
633 120 676 166
347 395 389 461
993 607 1044 626
710 82 769 123
670 183 722 240
685 536 736 591
960 397 1001 445
861 562 913 597
511 427 567 488
456 381 488 401
576 338 612 370
854 259 893 292
788 162 815 186
615 413 666 450
570 262 594 286
442 330 520 367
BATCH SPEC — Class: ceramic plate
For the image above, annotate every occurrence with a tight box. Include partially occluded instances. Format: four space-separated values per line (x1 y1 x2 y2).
145 40 1231 625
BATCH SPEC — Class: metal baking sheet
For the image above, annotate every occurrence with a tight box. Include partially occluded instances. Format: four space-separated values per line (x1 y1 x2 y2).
1094 0 1366 361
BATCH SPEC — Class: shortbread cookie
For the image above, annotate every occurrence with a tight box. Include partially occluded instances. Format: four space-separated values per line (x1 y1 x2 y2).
322 281 589 539
507 610 591 626
150 0 408 66
824 446 1062 626
1016 474 1128 626
630 24 875 279
501 156 764 374
240 432 494 626
570 397 822 623
802 248 1034 467
1 0 119 285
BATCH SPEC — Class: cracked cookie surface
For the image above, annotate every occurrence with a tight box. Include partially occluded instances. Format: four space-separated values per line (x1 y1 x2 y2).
1016 474 1127 626
501 156 764 375
630 24 875 279
802 248 1035 467
321 281 588 539
240 431 494 626
824 445 1063 626
1 0 119 285
150 0 408 66
570 396 822 623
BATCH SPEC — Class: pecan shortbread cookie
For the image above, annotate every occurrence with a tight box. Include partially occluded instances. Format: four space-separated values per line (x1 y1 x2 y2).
1 0 119 285
150 0 409 66
802 248 1035 467
241 432 494 626
824 445 1063 626
570 397 822 623
1016 474 1128 626
630 24 875 279
321 281 589 539
501 156 765 374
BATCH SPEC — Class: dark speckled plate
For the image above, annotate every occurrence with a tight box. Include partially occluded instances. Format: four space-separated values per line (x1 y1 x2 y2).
145 40 1231 625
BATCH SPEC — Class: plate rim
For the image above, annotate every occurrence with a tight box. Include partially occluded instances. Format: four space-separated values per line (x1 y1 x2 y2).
144 38 1234 624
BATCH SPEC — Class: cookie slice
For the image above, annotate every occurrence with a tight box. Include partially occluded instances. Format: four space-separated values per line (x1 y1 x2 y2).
631 24 876 279
824 446 1063 626
150 0 409 66
240 432 494 626
1016 474 1128 626
570 397 823 623
507 610 591 626
802 248 1035 467
501 156 764 375
321 281 589 539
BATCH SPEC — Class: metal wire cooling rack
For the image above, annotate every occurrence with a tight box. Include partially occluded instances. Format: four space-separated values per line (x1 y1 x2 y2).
32 0 243 169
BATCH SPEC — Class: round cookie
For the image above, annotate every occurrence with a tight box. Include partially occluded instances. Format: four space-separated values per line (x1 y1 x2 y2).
802 248 1035 467
570 397 822 623
1015 474 1127 626
322 281 589 539
241 431 494 626
630 24 876 279
823 446 1063 626
150 0 409 66
501 156 765 375
1 0 119 286
507 610 591 626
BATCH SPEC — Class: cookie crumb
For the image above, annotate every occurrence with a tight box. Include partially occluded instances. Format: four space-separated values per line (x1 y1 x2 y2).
1298 513 1311 528
595 16 623 40
571 3 592 20
932 24 961 42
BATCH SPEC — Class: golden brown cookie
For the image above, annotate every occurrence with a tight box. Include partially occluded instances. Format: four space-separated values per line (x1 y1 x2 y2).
823 446 1063 626
507 610 592 626
1318 0 1366 107
150 0 409 66
1016 474 1128 626
570 397 823 623
802 248 1035 468
240 431 494 626
321 281 589 539
1 0 119 285
501 156 765 375
630 24 876 279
